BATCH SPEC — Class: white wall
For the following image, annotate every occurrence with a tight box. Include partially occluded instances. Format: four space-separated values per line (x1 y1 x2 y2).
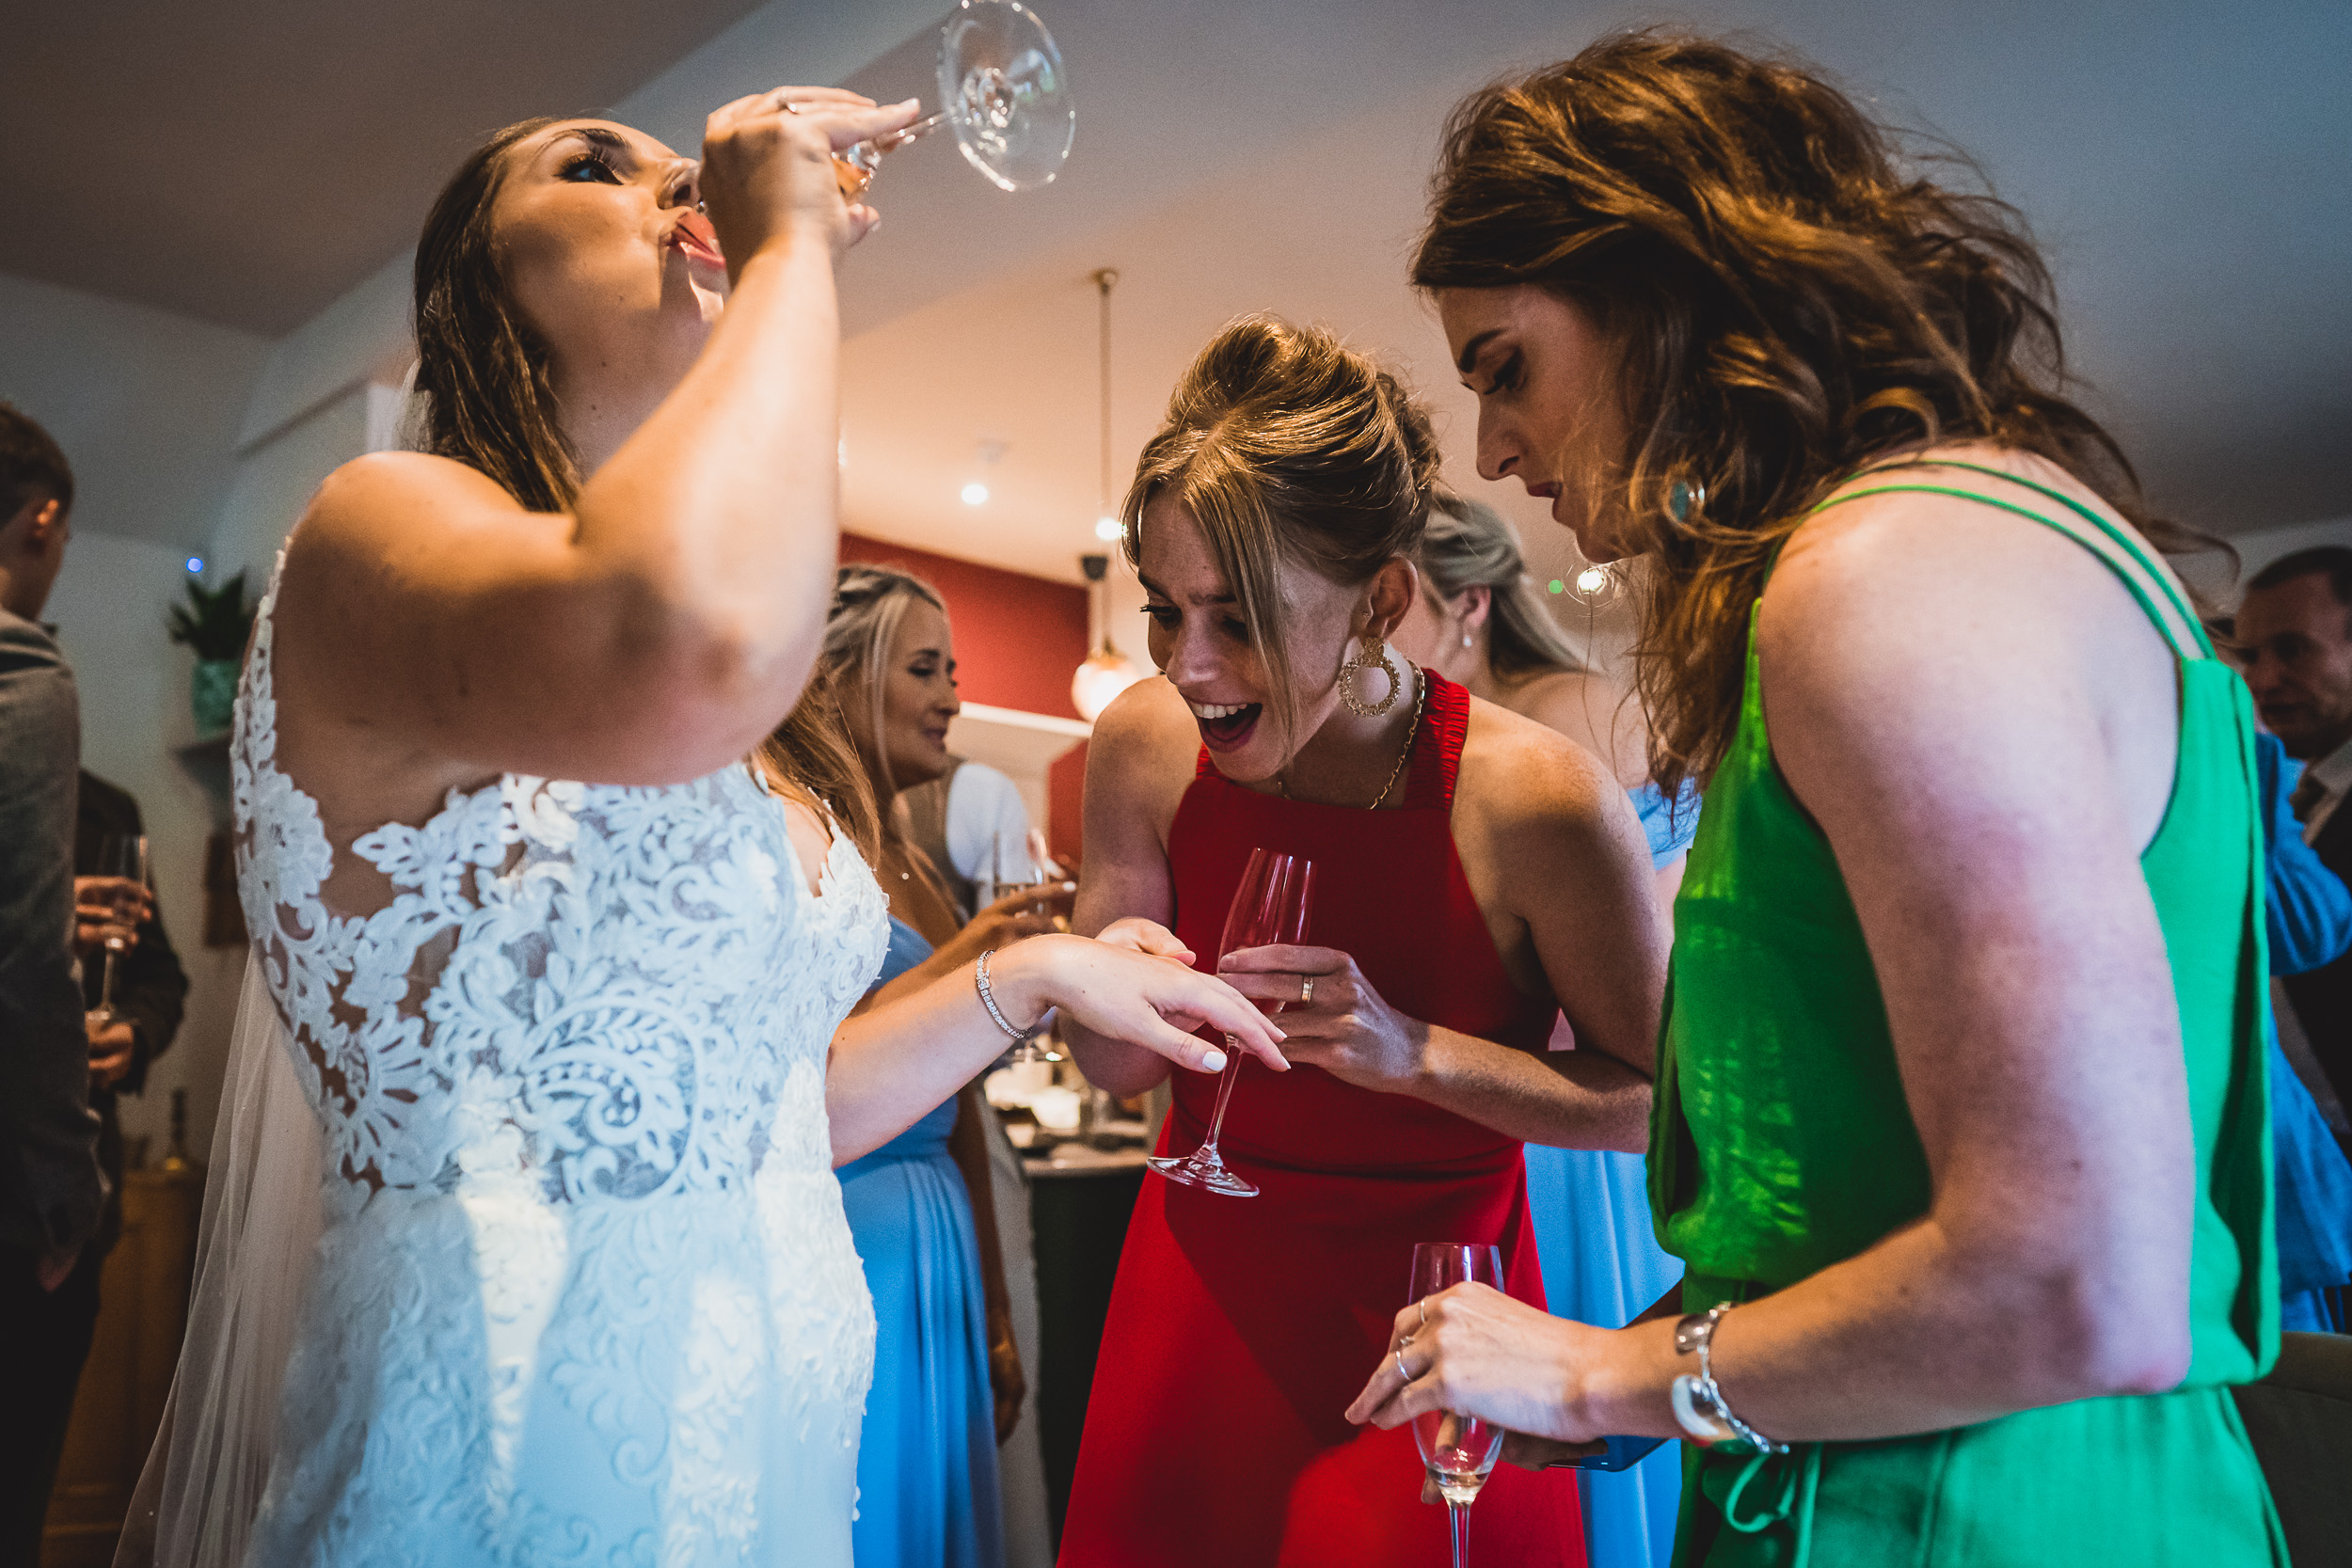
211 385 374 589
0 272 267 549
44 533 248 1163
2181 515 2352 608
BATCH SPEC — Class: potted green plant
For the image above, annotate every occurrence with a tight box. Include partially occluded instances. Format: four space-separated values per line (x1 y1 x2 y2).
167 572 253 737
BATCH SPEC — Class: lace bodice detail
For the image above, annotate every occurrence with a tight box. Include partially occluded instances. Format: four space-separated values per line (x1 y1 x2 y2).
233 564 888 1218
228 557 892 1565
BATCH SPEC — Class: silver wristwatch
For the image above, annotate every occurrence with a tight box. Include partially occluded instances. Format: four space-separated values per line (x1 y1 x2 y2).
1669 1304 1789 1454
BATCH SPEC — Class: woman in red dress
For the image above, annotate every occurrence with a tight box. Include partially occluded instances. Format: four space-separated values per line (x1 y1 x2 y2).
1059 318 1669 1567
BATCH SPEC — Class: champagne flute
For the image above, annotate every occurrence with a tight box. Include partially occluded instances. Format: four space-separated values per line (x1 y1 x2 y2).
91 832 151 1022
832 0 1074 198
1409 1243 1509 1568
1145 848 1314 1198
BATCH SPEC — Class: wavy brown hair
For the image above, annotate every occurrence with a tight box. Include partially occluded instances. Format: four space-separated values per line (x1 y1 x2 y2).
1121 315 1443 740
411 118 875 854
413 117 576 513
1414 32 2200 796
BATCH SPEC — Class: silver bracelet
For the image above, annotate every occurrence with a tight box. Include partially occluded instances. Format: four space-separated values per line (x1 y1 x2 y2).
1669 1304 1789 1454
974 950 1036 1042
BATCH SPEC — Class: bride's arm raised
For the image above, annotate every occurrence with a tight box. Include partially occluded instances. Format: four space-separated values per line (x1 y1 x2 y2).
825 931 1288 1167
271 89 920 798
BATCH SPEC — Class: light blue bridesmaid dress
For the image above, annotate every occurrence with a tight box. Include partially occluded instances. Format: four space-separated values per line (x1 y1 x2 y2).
838 917 1006 1567
1525 780 1695 1568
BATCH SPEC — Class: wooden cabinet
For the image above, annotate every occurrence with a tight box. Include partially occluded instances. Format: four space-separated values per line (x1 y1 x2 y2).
41 1166 202 1568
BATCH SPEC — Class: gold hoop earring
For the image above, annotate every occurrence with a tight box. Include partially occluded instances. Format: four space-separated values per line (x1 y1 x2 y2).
1338 636 1403 718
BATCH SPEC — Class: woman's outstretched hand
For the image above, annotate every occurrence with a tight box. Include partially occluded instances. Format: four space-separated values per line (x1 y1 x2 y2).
700 86 921 264
993 932 1288 1076
1218 943 1427 1091
1345 1282 1605 1444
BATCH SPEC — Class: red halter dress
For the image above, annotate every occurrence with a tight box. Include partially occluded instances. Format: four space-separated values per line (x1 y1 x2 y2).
1057 673 1586 1567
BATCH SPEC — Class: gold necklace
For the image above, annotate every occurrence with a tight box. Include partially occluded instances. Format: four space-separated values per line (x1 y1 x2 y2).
1278 665 1426 810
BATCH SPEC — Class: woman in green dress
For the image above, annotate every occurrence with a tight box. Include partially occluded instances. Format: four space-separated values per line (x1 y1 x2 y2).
1346 32 2284 1565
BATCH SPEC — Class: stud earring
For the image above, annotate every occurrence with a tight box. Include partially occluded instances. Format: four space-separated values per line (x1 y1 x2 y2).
1668 480 1708 523
1460 632 1473 649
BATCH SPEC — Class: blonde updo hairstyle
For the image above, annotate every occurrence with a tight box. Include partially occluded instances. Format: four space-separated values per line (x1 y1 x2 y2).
1121 315 1443 741
1419 494 1585 678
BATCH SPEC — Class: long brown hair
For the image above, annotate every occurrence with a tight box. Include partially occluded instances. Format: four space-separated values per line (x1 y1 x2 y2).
413 119 875 851
755 669 883 867
1121 315 1442 740
412 117 578 513
1414 32 2196 796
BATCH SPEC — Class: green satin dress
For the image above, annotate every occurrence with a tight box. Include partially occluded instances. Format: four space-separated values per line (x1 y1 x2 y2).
1650 461 2287 1566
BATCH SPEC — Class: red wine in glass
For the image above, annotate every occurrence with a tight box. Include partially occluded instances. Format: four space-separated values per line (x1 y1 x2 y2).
1145 847 1313 1198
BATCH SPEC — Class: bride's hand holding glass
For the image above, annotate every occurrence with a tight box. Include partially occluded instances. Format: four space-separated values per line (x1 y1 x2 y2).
986 932 1290 1077
698 86 923 261
1216 944 1427 1091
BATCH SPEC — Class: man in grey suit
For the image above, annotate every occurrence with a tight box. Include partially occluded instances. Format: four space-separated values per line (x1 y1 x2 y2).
0 401 103 1560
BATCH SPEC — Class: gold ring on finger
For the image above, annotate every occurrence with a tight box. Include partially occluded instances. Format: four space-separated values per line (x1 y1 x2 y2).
1418 1296 1431 1329
1301 975 1315 1006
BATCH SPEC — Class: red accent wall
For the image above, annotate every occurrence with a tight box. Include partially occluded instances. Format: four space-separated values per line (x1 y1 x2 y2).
838 532 1090 863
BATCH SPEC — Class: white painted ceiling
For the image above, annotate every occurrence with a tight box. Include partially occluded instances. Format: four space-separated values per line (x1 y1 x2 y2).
830 0 2351 585
8 0 2346 578
0 0 770 332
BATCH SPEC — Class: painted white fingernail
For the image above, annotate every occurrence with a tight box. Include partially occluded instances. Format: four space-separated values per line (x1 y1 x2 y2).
1200 1047 1229 1072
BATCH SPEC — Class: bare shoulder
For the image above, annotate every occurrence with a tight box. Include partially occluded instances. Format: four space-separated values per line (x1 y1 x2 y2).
1081 674 1198 837
1763 445 2164 695
1502 667 1647 788
1091 674 1196 770
290 451 548 567
1453 691 1623 843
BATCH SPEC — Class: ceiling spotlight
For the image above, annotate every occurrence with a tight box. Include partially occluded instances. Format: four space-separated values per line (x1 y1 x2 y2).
186 556 205 574
961 482 991 507
1093 514 1123 542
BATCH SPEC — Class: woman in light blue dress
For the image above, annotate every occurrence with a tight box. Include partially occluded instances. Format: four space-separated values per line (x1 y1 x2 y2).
818 564 1078 1566
1391 496 1686 1568
839 917 1005 1567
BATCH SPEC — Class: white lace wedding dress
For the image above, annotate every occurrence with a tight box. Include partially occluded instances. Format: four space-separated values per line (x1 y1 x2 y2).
206 565 890 1566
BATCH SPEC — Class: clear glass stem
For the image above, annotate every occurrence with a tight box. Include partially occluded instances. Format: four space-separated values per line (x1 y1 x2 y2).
1447 1500 1472 1568
834 109 953 196
98 948 119 1017
1192 1037 1245 1161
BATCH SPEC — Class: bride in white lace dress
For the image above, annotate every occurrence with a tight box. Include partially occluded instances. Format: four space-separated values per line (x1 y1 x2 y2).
124 91 1282 1568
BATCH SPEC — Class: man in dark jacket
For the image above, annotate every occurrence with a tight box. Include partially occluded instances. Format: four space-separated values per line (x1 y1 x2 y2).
75 770 187 1259
0 401 103 1560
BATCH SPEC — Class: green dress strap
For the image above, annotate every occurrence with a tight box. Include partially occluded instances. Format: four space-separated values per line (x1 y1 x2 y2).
1811 458 2213 660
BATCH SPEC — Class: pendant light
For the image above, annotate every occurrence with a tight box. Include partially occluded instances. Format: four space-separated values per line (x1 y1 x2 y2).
1071 267 1144 721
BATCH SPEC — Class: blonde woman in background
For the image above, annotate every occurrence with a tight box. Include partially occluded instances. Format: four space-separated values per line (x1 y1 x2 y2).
820 562 1074 1568
1390 495 1694 1568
